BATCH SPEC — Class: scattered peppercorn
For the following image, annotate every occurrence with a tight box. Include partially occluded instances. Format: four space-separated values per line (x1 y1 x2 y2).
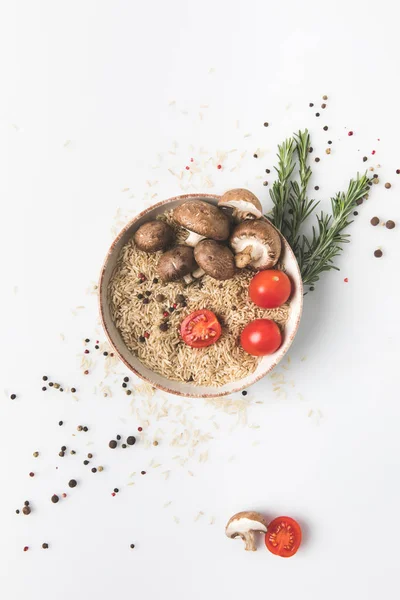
385 182 391 189
217 164 222 170
137 294 144 299
169 306 175 312
309 103 314 107
10 394 16 400
77 425 83 431
396 169 400 174
71 388 76 393
109 440 117 449
156 294 165 302
16 509 20 514
127 436 136 446
24 501 30 506
59 421 63 426
33 451 39 458
126 390 132 395
355 198 363 206
23 546 29 552
139 336 145 343
263 181 268 186
98 466 104 472
91 468 97 473
87 453 93 458
68 479 77 488
42 543 49 549
143 298 150 305
130 544 135 549
386 220 395 229
95 345 99 350
54 383 60 389
310 286 315 291
265 168 271 174
159 323 169 332
42 376 48 381
322 95 328 100
70 450 76 455
51 495 59 504
176 294 186 304
49 382 53 387
144 332 150 339
122 444 127 448
138 427 143 432
373 178 379 184
353 211 358 216
153 278 159 284
103 352 108 357
315 157 320 162
163 311 169 318
363 156 368 162
314 186 319 191
242 391 248 396
84 349 89 354
59 388 63 392
253 153 258 159
328 140 332 145
315 113 320 117
374 249 383 258
153 441 159 446
23 506 31 515
84 370 89 375
122 382 127 388
321 103 326 109
323 126 328 131
83 426 88 432
348 131 354 136
114 488 119 493
116 435 121 440
59 452 65 457
83 460 89 465
264 122 269 127
85 338 90 343
29 472 34 477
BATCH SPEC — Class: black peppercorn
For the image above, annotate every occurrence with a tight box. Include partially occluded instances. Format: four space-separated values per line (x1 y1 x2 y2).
242 390 248 396
323 125 328 131
253 153 258 158
153 278 159 284
91 467 97 473
85 338 90 343
145 291 151 297
122 383 127 388
328 140 332 145
42 387 47 391
143 298 150 305
68 479 77 488
353 211 358 216
315 157 320 162
386 220 395 229
87 453 93 458
10 394 16 400
61 446 66 451
116 435 121 440
159 323 169 332
123 377 129 382
16 509 20 514
263 181 268 186
23 506 31 515
122 444 127 448
24 501 29 506
308 147 313 153
59 421 63 426
59 451 65 457
95 345 99 349
137 294 144 299
59 388 63 392
130 544 135 549
315 113 320 117
139 336 146 343
51 495 59 504
49 382 53 387
114 488 119 493
103 352 108 356
374 249 383 258
109 440 117 449
42 376 48 381
309 102 314 107
42 543 49 549
263 122 269 127
127 436 136 446
71 388 76 393
83 426 88 432
83 460 89 465
169 307 175 312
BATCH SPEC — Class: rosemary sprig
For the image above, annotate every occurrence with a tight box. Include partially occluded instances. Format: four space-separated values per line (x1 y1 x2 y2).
270 130 370 289
286 130 319 254
269 138 296 237
299 174 370 287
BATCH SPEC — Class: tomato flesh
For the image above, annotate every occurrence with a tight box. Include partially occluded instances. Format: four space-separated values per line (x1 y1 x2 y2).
265 517 302 558
240 319 282 356
249 270 291 309
180 309 221 348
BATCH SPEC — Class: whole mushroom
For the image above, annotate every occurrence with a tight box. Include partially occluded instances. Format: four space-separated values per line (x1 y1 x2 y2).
134 220 174 253
173 200 230 246
230 219 281 270
157 245 197 282
225 511 268 551
183 239 236 284
218 188 263 222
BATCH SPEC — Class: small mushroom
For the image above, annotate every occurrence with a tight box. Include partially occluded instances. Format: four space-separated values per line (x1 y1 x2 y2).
225 511 268 551
184 240 235 284
218 189 263 222
173 200 230 246
157 245 197 282
230 220 281 270
134 220 174 253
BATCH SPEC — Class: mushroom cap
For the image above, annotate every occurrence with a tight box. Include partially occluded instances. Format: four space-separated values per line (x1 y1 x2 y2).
194 240 236 280
230 219 282 269
134 220 174 253
218 189 263 219
226 511 269 536
157 245 197 282
173 200 230 241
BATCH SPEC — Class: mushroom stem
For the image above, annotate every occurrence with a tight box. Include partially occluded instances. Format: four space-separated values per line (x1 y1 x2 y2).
183 268 205 284
184 230 207 247
243 532 257 552
233 209 258 223
234 245 254 268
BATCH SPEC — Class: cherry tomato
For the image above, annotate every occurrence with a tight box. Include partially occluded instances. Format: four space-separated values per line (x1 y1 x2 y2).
180 309 221 348
249 270 291 309
240 319 282 356
265 516 302 558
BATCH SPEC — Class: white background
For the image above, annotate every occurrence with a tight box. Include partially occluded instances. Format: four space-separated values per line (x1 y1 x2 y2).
1 1 399 599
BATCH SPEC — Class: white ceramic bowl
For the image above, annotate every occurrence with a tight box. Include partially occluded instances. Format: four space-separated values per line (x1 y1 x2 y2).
99 194 303 397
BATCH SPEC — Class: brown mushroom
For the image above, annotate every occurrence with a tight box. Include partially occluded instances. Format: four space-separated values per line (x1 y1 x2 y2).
134 220 174 253
225 511 268 551
157 245 197 282
173 200 230 246
184 239 235 283
218 189 262 222
230 219 281 270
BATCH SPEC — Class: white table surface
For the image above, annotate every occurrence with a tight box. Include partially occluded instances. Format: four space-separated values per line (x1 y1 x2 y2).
1 1 399 599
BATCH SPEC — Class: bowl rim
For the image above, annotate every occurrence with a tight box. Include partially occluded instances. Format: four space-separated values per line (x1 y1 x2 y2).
99 193 303 398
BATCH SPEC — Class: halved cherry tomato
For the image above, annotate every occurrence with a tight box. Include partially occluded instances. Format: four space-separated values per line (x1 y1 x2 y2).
180 309 221 348
240 319 282 356
249 270 291 309
265 516 302 558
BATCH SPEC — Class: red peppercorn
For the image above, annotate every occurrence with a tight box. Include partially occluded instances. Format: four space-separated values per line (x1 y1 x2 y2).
163 311 169 317
185 166 190 170
138 427 143 432
138 273 145 279
348 131 354 136
84 349 89 354
111 492 116 497
144 332 150 339
372 150 376 155
62 493 67 498
141 471 146 475
217 164 222 169
29 472 34 477
23 546 29 552
344 278 349 283
396 169 400 174
173 303 178 309
84 370 89 375
190 158 194 162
